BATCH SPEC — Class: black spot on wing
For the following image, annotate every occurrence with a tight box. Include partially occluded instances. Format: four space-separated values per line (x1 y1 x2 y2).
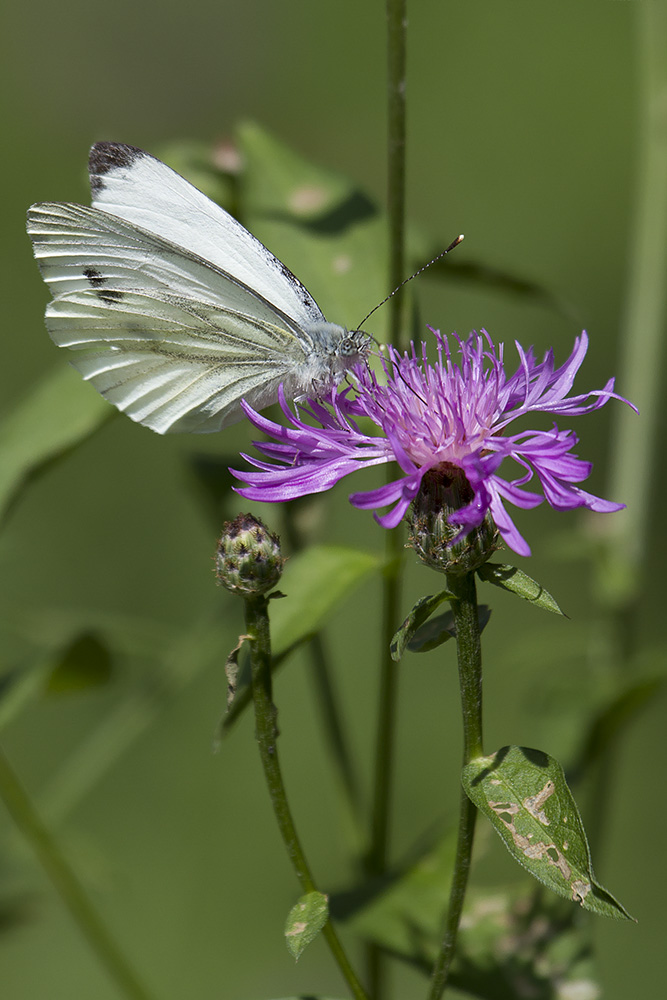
83 266 125 305
89 142 145 195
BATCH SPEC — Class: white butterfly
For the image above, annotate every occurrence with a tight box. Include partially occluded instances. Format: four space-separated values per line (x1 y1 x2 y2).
26 142 371 434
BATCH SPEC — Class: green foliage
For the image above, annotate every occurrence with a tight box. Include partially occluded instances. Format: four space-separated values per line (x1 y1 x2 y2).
270 545 381 656
390 589 455 661
462 746 633 919
284 891 329 961
477 563 565 616
0 366 111 525
239 122 390 339
406 605 492 655
222 545 381 733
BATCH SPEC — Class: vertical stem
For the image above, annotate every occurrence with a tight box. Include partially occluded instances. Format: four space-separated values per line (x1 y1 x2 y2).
386 0 408 351
602 2 667 602
0 747 157 1000
365 4 408 996
586 0 667 863
243 595 369 1000
426 571 483 1000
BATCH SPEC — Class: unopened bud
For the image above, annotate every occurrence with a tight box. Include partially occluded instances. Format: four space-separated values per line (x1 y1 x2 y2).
215 514 284 596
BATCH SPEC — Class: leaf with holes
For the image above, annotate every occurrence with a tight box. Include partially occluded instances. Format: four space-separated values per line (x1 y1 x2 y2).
462 746 633 919
284 891 329 961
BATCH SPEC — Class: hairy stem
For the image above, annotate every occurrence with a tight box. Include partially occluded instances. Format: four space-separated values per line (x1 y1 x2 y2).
244 594 369 1000
427 571 483 999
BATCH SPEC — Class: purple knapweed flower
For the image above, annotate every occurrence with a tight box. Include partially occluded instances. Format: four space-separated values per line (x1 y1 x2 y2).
233 329 633 557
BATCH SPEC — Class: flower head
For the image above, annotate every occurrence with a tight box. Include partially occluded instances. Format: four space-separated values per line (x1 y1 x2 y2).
233 330 633 557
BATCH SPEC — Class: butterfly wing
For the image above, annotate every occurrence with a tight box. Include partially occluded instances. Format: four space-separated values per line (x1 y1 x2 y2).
27 201 318 433
87 142 325 328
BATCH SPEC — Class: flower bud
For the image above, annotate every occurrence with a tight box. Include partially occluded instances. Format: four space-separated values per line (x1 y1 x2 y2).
407 463 499 575
215 514 284 596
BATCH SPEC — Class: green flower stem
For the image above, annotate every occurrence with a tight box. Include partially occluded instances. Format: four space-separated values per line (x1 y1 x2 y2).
386 0 407 351
364 5 408 996
243 595 369 1000
0 746 156 1000
427 571 483 1000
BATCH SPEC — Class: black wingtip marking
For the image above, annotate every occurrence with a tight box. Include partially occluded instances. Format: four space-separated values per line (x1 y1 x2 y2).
83 267 125 305
89 142 145 194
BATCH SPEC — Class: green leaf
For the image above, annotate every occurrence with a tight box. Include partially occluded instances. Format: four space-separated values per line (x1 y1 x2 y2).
477 563 565 616
222 546 381 733
390 590 454 661
462 746 633 920
239 122 389 340
407 605 492 655
158 139 235 208
271 545 380 656
45 633 113 694
425 252 578 322
0 366 112 524
284 891 329 961
348 832 457 953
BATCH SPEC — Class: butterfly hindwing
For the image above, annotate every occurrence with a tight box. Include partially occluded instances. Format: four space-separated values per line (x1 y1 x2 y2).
44 287 301 433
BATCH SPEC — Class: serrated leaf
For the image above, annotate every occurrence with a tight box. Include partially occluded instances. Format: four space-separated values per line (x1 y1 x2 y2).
0 366 112 524
477 563 565 616
407 605 492 654
284 891 329 961
45 633 113 694
462 746 633 919
390 590 454 661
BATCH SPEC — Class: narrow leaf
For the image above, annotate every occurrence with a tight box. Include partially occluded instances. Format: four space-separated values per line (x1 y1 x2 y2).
0 366 112 524
407 605 492 655
462 746 633 919
477 563 565 616
284 891 329 961
390 590 454 661
224 635 249 711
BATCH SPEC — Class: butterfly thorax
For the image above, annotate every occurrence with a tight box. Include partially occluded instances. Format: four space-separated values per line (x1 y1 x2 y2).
298 322 371 395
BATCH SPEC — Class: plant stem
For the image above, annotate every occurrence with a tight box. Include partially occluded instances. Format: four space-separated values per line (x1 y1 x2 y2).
365 5 408 997
243 594 369 1000
602 2 667 606
0 746 157 1000
386 0 407 351
427 571 483 1000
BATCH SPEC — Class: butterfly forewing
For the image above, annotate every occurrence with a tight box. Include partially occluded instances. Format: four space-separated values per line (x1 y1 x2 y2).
88 142 325 328
27 143 368 435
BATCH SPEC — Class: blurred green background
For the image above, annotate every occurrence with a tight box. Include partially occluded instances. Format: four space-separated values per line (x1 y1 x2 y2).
1 1 665 998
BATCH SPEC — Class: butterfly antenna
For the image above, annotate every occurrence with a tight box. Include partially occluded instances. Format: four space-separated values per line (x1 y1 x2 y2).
356 234 464 331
